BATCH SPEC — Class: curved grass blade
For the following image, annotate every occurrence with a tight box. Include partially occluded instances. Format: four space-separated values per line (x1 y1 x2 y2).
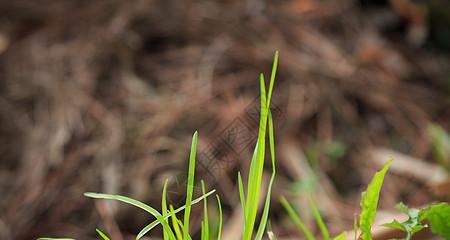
216 194 223 240
84 192 176 240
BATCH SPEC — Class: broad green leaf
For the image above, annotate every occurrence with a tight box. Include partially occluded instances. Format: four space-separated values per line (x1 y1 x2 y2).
359 160 392 240
96 229 111 240
420 202 450 239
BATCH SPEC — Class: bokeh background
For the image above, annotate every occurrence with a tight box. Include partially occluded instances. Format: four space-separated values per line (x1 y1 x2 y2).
0 0 449 239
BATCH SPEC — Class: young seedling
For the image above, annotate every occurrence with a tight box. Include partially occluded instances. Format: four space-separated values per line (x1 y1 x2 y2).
39 51 280 240
280 160 392 240
383 202 450 240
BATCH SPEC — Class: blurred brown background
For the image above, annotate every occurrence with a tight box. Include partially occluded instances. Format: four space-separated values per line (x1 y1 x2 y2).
0 0 449 239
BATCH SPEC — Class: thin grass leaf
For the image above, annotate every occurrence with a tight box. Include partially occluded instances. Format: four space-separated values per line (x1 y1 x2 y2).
96 228 111 240
359 160 392 240
216 195 223 240
169 205 183 240
333 232 347 240
201 180 209 240
136 189 216 239
84 192 162 218
280 196 316 240
243 73 268 240
255 111 276 240
308 195 330 240
183 131 198 240
162 179 170 240
266 50 278 109
238 171 246 213
84 192 176 240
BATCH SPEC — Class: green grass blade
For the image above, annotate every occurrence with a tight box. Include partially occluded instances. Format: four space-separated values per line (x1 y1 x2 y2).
243 73 268 240
201 221 206 240
243 51 278 240
280 196 316 240
96 228 111 240
162 179 170 240
255 111 276 240
333 232 347 240
216 195 223 240
183 131 198 240
84 192 175 240
201 180 209 240
308 195 330 240
267 50 278 109
238 171 246 213
84 192 162 218
136 189 215 239
359 160 392 240
169 205 183 240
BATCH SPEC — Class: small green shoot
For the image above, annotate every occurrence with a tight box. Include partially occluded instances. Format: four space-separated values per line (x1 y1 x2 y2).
382 203 425 240
359 160 392 240
241 50 279 240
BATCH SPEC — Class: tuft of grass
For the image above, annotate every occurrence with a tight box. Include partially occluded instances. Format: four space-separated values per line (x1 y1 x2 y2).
84 131 216 240
241 51 279 240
